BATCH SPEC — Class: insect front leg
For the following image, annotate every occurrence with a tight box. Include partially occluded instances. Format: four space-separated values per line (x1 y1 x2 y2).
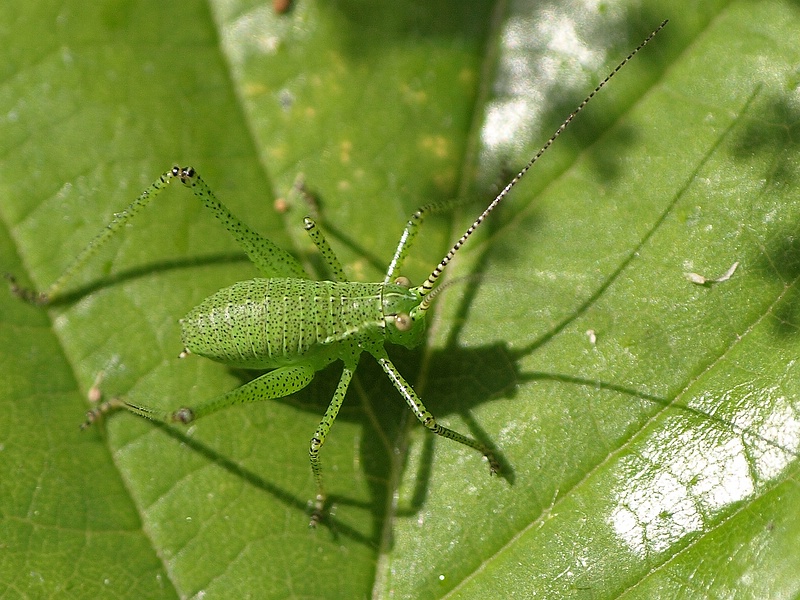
369 346 500 474
383 201 453 284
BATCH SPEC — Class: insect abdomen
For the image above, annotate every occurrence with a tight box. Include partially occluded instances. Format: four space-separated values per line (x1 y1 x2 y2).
180 278 385 369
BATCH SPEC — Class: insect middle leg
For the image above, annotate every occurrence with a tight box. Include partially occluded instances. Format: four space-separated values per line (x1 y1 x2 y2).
309 358 358 527
384 204 434 284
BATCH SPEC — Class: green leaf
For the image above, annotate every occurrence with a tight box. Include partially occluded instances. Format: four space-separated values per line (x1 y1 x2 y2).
2 0 799 598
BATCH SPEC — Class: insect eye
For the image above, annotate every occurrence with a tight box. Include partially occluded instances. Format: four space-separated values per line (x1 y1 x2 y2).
394 276 411 288
394 313 412 331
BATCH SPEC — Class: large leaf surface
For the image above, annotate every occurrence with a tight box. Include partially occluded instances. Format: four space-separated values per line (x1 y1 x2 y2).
2 1 799 598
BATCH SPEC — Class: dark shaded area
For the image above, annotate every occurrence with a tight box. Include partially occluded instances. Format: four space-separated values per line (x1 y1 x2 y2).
238 339 520 542
327 0 495 49
121 417 376 546
730 92 800 189
731 92 800 338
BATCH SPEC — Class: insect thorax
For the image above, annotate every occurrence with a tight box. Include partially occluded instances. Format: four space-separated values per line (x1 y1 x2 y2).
179 278 425 369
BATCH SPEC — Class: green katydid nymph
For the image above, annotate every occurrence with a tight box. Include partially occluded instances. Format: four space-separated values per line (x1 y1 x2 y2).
8 21 666 526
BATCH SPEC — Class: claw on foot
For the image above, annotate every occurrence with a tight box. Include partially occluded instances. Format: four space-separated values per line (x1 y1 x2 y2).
80 397 126 430
487 452 501 476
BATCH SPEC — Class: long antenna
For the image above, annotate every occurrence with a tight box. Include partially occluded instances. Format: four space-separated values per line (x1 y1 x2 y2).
418 20 668 310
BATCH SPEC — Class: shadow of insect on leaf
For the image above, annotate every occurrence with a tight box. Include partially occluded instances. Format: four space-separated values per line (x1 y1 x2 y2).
34 252 252 307
238 339 521 518
730 89 800 339
139 418 376 545
730 90 800 191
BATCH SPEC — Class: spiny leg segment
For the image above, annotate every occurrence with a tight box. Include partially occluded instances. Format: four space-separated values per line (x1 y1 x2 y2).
370 345 500 473
82 364 316 428
309 356 358 526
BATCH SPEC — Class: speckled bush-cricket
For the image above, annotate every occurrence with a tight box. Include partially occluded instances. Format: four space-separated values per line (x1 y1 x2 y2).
7 21 666 525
